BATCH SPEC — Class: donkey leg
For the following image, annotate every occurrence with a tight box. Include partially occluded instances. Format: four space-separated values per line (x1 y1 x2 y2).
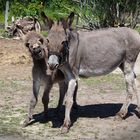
57 81 78 111
23 80 40 127
133 74 140 115
42 83 52 117
57 81 67 111
73 80 78 109
117 62 135 118
61 79 77 133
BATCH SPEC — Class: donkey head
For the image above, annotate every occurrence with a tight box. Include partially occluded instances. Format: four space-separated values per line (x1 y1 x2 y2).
25 32 48 60
41 12 74 71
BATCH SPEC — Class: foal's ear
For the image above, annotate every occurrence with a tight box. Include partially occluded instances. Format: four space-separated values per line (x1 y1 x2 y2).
41 11 54 29
38 38 44 44
62 12 75 29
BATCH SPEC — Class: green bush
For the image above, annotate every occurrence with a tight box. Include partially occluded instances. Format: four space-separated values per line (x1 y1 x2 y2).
9 0 43 19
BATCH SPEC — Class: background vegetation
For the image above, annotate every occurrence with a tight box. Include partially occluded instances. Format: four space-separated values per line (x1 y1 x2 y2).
0 0 140 29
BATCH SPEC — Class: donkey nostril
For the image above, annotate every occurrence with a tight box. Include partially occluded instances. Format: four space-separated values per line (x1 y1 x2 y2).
54 64 59 68
48 63 59 70
38 50 41 53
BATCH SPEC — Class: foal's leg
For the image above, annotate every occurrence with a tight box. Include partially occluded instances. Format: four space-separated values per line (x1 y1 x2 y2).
117 62 135 118
42 81 53 117
23 80 40 126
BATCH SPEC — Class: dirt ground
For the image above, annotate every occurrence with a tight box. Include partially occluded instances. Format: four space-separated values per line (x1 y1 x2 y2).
0 38 140 140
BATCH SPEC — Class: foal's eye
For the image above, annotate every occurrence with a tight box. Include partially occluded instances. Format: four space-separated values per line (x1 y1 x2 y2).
25 42 30 48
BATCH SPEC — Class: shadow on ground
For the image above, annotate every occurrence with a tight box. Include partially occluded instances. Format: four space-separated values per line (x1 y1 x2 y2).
28 103 138 128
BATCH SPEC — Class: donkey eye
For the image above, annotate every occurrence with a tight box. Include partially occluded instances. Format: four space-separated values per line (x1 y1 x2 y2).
61 41 68 46
46 38 49 43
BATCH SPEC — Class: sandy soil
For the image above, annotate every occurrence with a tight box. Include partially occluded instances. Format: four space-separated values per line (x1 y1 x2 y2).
0 38 140 140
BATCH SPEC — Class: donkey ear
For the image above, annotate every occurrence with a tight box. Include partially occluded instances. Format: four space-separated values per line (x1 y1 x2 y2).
41 11 54 29
62 12 75 29
67 12 75 28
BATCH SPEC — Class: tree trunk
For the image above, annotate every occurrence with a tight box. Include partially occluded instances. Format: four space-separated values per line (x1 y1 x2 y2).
5 1 9 29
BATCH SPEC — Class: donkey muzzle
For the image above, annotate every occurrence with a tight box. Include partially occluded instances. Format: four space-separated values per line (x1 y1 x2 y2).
48 55 59 70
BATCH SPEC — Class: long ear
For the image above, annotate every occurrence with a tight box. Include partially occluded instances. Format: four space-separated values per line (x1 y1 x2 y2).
62 12 75 29
67 12 75 27
41 11 54 29
38 38 44 44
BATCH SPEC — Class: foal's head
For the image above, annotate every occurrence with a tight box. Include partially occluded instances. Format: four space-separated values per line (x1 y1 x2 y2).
25 31 48 60
41 12 74 70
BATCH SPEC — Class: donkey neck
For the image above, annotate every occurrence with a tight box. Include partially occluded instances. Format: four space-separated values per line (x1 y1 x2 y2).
33 58 47 70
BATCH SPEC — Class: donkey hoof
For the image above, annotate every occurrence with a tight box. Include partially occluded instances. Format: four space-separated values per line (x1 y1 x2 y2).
114 111 126 121
60 126 69 134
114 115 123 121
60 121 71 134
22 117 34 127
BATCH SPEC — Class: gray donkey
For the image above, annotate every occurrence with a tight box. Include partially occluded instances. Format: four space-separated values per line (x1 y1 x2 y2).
23 30 77 133
41 12 140 132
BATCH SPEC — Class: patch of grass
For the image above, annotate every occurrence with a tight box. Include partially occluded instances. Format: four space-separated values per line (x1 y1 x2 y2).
135 26 140 33
0 111 23 135
0 79 30 93
0 28 5 34
80 74 125 92
0 28 10 38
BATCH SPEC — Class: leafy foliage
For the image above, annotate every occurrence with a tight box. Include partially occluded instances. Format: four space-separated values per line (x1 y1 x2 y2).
9 0 43 18
0 0 140 29
75 0 140 29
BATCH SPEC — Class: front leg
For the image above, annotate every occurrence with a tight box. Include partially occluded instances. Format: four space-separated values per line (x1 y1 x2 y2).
59 63 77 133
57 81 78 111
42 80 53 117
23 80 40 127
57 81 68 111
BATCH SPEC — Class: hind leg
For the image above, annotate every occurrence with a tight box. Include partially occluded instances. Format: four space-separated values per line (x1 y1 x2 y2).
73 80 78 109
117 62 135 118
133 75 140 115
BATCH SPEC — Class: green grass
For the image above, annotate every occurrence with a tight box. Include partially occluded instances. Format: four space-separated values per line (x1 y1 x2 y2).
0 80 30 93
135 26 140 33
81 74 125 92
0 73 130 139
0 28 5 36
